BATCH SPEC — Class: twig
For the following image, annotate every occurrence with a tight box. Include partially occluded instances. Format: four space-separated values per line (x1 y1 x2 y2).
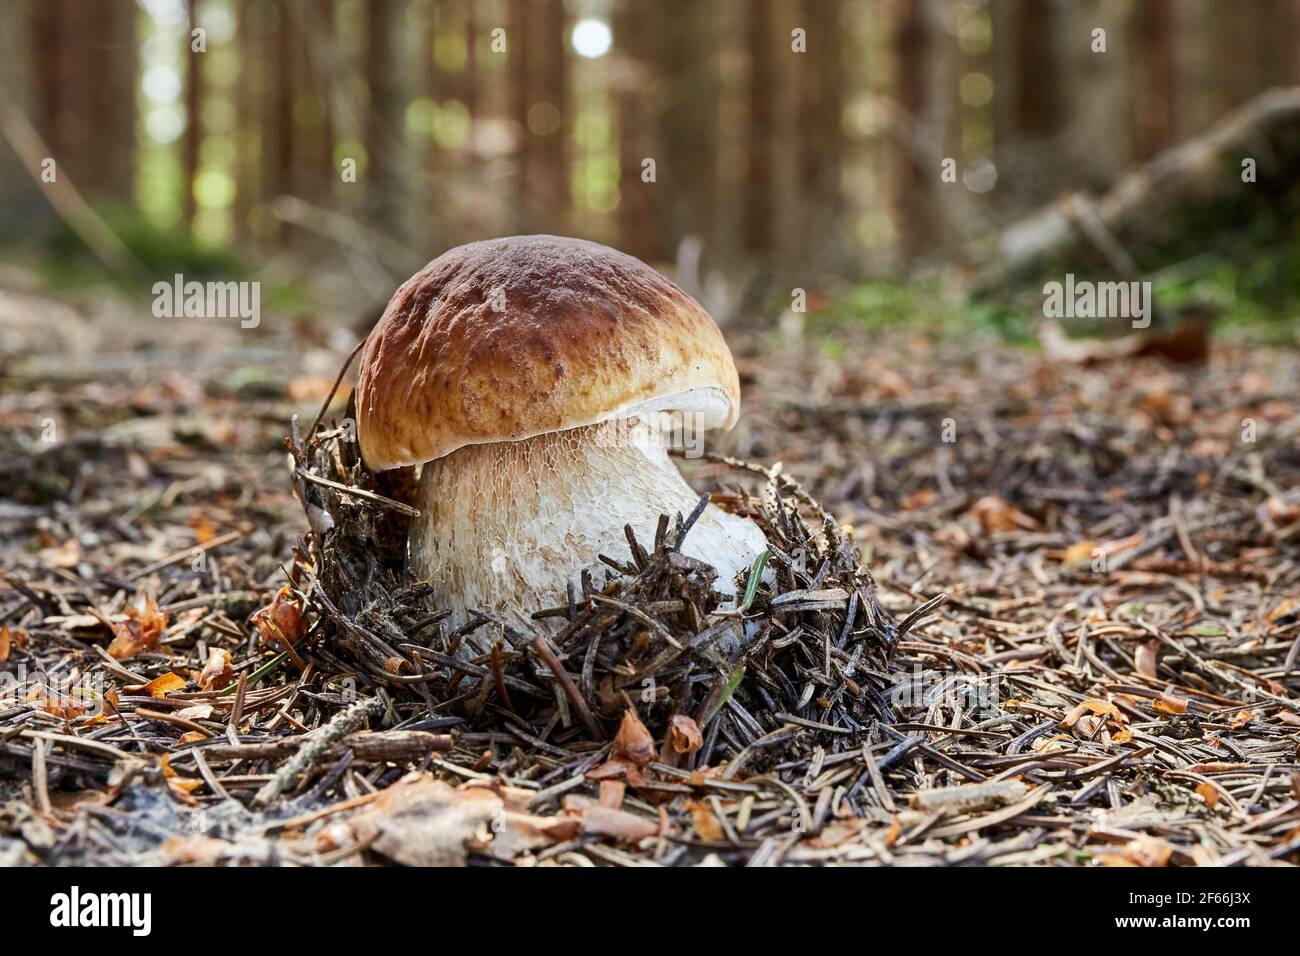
254 697 384 807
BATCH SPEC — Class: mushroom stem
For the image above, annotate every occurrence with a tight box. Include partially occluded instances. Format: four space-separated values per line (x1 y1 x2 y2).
409 420 768 640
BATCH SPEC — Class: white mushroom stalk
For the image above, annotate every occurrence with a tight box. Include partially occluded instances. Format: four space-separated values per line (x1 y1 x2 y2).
409 418 768 636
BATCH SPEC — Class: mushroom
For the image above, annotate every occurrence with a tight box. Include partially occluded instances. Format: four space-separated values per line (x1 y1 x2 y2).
355 235 767 642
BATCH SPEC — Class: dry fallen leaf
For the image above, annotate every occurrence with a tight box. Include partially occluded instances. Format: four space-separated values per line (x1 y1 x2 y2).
580 804 659 843
159 753 201 806
613 709 656 767
29 685 86 720
668 714 703 755
39 537 81 569
1120 834 1175 867
1135 641 1159 679
335 773 580 866
1061 540 1100 566
251 586 306 647
901 488 937 511
337 775 497 865
687 799 724 842
1228 709 1256 729
1267 598 1298 625
1060 698 1122 728
107 593 168 661
969 494 1037 534
598 779 625 810
591 709 659 782
1153 693 1189 715
140 672 186 699
188 515 217 545
199 646 233 691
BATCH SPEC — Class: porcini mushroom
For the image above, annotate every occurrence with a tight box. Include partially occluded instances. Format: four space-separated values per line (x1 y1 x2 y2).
355 235 767 640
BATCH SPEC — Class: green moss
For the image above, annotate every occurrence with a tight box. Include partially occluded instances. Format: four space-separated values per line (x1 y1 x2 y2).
807 278 1039 346
25 207 313 314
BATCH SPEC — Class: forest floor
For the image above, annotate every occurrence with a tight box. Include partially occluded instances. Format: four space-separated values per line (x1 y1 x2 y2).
2 279 1299 867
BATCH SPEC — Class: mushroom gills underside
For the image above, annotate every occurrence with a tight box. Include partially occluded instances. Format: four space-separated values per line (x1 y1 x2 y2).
408 419 768 645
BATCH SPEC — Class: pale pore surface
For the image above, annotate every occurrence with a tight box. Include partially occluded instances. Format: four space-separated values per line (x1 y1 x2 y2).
410 420 767 643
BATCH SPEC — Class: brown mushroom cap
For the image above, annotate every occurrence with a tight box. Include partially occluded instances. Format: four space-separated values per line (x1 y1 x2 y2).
355 235 741 471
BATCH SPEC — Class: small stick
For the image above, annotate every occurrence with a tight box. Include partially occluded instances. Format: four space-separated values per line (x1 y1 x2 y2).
530 636 603 740
491 640 517 715
295 469 421 517
254 697 383 807
125 530 244 582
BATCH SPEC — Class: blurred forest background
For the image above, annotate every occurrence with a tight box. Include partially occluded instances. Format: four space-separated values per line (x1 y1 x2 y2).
8 1 1300 872
2 0 1300 329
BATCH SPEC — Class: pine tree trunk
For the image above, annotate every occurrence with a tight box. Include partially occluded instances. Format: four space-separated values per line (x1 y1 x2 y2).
743 0 774 253
534 0 568 226
656 0 721 251
616 0 660 262
1134 0 1177 158
798 0 842 226
1 0 43 240
365 0 405 230
31 0 136 200
891 0 938 261
510 0 531 222
261 0 294 229
184 0 205 226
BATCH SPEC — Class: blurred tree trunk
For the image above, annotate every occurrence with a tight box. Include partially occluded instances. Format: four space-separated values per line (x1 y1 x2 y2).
511 0 568 229
184 0 205 226
991 0 1072 208
1176 0 1218 137
1294 0 1300 83
0 0 44 241
656 0 720 253
1067 0 1130 187
296 0 337 207
1255 0 1294 93
463 0 479 129
743 0 773 253
534 0 568 226
616 0 660 262
30 0 136 201
255 0 295 245
424 0 446 248
234 0 265 238
1219 1 1252 107
1001 0 1065 140
890 0 941 261
365 0 406 231
1134 0 1177 159
924 0 961 247
1226 0 1289 102
798 0 842 236
510 0 530 218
